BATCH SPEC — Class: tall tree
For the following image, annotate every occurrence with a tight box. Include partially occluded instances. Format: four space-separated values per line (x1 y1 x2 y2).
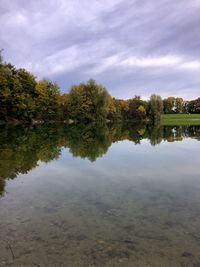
175 98 184 113
149 94 163 123
68 79 111 122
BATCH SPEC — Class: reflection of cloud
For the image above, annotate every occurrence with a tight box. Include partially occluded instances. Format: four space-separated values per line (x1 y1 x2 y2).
0 0 200 99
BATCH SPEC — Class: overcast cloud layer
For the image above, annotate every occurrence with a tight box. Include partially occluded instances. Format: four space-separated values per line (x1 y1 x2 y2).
0 0 200 99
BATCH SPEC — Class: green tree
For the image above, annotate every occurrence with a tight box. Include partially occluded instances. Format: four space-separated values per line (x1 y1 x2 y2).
175 98 184 113
149 94 163 123
68 79 111 122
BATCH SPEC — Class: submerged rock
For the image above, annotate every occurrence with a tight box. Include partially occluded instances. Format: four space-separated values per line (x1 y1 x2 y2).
182 251 193 257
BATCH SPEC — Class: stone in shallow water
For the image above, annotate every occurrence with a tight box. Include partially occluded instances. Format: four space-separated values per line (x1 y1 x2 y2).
182 251 193 257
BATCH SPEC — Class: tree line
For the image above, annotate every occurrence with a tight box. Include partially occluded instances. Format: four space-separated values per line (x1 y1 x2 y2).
0 54 199 125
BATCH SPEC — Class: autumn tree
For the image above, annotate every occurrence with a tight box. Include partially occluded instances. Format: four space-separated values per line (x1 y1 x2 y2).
128 96 147 121
163 97 175 113
57 93 69 121
35 79 60 120
188 98 200 113
0 63 37 122
108 98 130 121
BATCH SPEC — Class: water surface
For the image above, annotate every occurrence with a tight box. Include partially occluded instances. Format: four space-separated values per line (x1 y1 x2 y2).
0 123 200 267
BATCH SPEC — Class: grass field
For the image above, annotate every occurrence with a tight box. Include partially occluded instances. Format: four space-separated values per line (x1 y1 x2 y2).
161 114 200 126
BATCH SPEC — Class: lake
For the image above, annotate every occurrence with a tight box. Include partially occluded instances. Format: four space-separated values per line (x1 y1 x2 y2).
0 123 200 267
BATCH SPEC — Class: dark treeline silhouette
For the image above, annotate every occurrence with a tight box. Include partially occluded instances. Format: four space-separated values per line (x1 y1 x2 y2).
0 123 200 196
0 53 199 125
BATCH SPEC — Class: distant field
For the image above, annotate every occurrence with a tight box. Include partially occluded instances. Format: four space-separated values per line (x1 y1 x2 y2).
161 114 200 126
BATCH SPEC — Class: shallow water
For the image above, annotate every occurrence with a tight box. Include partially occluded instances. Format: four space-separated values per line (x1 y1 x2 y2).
0 124 200 267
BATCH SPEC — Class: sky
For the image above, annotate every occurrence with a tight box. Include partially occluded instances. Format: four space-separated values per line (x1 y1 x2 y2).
0 0 200 100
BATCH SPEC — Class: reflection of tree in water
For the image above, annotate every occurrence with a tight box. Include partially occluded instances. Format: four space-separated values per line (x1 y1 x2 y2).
0 125 63 196
147 123 164 146
0 123 200 196
65 123 111 162
163 126 200 142
65 122 149 160
0 179 5 197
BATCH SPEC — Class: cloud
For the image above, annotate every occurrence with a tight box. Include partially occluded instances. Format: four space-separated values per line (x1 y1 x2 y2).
0 0 199 99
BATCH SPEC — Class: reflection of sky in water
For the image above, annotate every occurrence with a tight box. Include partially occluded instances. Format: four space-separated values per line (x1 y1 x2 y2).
4 138 200 204
13 137 200 183
1 136 200 266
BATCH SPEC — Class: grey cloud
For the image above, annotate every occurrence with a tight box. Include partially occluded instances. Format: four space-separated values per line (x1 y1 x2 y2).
0 0 199 99
100 0 200 58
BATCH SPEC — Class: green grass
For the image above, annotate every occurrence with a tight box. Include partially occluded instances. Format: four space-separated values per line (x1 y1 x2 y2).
161 114 200 126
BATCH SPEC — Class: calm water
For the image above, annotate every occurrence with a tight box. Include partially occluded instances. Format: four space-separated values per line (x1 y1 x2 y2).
0 123 200 267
